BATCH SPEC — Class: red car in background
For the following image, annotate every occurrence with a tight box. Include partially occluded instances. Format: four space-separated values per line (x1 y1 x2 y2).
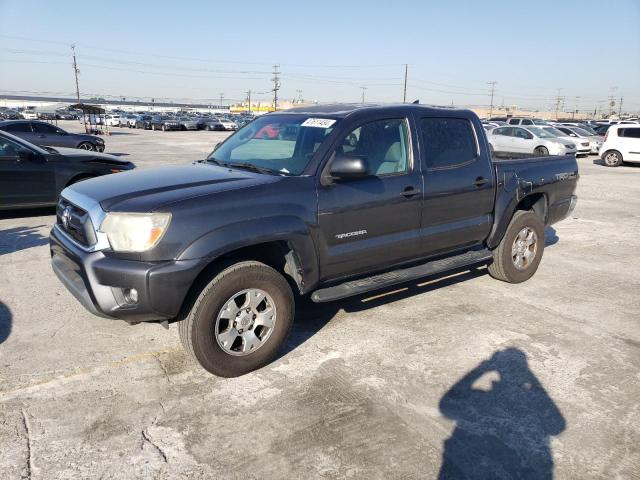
254 124 280 139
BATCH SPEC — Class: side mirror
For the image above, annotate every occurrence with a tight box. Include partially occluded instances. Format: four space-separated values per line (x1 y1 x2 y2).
17 149 36 162
329 155 369 180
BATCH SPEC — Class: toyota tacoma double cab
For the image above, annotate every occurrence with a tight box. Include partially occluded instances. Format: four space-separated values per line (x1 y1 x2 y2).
50 104 578 377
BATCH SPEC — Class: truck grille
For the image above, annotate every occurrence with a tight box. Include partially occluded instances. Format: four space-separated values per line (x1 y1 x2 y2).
56 198 97 247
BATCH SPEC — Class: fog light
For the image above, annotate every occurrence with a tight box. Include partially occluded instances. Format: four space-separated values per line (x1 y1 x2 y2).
124 288 138 304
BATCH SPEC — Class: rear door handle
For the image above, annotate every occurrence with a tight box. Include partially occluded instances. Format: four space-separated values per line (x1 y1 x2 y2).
401 187 421 198
473 177 489 187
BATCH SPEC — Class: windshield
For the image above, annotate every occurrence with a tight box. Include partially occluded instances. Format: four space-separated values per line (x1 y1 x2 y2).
543 127 566 137
207 114 338 175
571 127 593 137
527 127 556 138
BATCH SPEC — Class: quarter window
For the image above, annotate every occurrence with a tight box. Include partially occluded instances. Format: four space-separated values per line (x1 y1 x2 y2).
421 118 477 169
620 128 640 138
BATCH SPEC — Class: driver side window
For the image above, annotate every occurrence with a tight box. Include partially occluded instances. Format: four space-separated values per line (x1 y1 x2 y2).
336 118 410 176
0 137 22 158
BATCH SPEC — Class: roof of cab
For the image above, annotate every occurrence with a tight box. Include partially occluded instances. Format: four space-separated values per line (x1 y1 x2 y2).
275 103 475 119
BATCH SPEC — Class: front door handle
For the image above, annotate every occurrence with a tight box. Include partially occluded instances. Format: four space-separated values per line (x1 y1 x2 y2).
473 177 489 187
401 187 421 198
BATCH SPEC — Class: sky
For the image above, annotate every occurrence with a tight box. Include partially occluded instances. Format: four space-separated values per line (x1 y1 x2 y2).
1 0 639 113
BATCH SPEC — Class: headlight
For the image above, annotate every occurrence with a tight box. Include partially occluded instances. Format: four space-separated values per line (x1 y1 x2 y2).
99 212 171 252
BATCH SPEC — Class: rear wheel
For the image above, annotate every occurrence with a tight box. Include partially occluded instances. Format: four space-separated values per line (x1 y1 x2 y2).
77 142 94 151
178 261 294 377
534 146 549 156
488 210 545 283
603 150 623 167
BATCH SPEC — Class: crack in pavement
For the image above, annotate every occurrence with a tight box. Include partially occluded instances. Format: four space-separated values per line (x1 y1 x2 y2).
21 409 34 479
141 428 168 463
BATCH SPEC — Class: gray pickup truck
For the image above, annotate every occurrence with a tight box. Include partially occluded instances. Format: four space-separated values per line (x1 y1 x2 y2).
50 104 578 377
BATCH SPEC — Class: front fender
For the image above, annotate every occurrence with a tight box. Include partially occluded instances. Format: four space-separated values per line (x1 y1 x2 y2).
177 215 320 292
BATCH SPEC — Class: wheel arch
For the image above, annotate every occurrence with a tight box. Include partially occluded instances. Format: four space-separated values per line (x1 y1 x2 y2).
487 192 548 249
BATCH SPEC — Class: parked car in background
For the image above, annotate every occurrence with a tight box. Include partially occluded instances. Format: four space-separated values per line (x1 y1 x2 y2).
507 118 549 126
104 114 121 127
150 115 182 131
134 115 153 129
593 124 611 136
176 117 199 130
22 111 38 119
0 130 133 210
599 124 640 167
555 126 602 155
488 126 576 156
0 120 106 151
541 126 591 156
37 112 57 120
56 110 77 120
0 109 22 120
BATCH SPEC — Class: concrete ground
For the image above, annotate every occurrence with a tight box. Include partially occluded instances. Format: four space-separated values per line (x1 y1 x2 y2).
0 123 639 479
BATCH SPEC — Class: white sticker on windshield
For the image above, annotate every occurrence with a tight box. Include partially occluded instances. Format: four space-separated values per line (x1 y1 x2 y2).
301 118 336 128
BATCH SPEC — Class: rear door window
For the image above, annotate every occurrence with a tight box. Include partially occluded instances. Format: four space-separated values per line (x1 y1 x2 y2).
31 122 58 134
420 118 478 169
2 123 32 133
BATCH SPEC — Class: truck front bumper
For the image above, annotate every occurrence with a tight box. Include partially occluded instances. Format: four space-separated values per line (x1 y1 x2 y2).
50 225 205 323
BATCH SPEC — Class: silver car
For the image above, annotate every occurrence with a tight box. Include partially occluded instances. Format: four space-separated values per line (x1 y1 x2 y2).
489 126 577 156
177 117 199 130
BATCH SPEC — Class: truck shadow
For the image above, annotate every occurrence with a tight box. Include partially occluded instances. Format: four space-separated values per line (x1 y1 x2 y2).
0 225 49 256
0 302 12 345
283 268 487 358
437 348 566 479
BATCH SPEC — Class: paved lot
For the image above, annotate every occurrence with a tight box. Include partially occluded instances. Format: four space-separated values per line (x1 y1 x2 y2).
1 126 639 479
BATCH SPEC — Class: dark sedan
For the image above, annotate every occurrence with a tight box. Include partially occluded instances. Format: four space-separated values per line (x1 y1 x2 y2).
150 116 182 131
0 130 134 210
0 120 105 151
134 115 153 129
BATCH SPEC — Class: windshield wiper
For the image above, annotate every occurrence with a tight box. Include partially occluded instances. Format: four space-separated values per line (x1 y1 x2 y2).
222 162 279 175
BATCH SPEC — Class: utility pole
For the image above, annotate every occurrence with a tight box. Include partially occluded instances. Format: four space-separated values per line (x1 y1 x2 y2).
403 64 408 103
219 93 224 109
608 86 618 117
487 81 497 119
71 44 86 131
554 88 564 120
360 86 367 104
572 96 580 120
246 90 251 114
272 64 280 111
618 96 623 117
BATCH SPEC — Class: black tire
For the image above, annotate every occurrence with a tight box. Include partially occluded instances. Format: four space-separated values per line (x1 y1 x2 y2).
603 150 623 167
77 142 94 151
178 261 294 377
534 146 549 156
488 210 545 284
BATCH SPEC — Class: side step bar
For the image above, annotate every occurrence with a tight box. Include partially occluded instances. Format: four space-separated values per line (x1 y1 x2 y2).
311 249 493 303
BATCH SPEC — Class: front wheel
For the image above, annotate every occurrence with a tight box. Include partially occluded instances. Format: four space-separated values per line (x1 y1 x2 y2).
534 146 549 156
178 261 294 377
488 210 545 283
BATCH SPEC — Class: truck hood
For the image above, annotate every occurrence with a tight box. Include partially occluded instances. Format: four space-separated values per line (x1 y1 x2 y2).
66 162 279 212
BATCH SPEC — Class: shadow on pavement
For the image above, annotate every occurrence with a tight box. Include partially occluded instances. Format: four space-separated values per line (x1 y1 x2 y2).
0 302 12 345
545 226 559 247
283 268 488 358
0 225 49 256
438 348 566 479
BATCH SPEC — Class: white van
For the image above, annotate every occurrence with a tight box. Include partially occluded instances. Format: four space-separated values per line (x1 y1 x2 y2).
599 125 640 167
